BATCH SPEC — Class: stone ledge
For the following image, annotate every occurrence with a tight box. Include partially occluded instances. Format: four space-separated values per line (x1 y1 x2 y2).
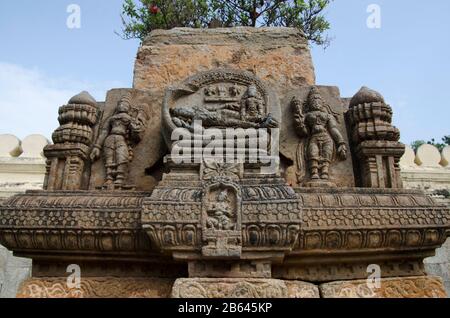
143 27 308 47
319 276 447 298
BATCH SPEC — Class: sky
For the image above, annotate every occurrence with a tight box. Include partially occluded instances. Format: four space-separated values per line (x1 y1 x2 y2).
0 0 449 145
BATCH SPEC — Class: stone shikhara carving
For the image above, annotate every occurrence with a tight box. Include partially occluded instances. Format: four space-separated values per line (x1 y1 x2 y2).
292 87 348 187
1 28 450 298
90 92 149 190
43 92 99 191
347 87 404 188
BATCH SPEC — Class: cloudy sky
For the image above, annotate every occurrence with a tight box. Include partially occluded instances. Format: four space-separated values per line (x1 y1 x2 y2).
0 0 449 144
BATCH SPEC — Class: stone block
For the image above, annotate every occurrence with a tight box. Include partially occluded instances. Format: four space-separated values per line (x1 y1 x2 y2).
320 276 447 298
134 27 315 97
171 278 319 298
17 277 174 298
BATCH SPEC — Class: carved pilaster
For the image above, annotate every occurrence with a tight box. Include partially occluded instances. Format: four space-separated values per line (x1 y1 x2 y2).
347 87 405 188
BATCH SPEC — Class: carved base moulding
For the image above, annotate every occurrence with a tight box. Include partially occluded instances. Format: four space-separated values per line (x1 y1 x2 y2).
17 277 175 298
319 276 447 298
171 278 320 298
15 276 447 298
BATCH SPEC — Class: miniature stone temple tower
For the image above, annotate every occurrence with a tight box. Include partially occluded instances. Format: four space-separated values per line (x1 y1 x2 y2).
43 91 98 190
1 28 449 298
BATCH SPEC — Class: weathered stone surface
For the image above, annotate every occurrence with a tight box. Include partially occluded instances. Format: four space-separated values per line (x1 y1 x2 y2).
17 277 174 298
320 276 447 298
134 27 315 97
171 278 319 298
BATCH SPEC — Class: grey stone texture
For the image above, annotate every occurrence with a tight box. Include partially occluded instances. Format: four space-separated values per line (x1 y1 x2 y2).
0 244 31 298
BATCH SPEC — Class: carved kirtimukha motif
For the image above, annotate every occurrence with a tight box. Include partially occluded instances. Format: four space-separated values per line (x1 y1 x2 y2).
90 92 149 190
292 87 348 187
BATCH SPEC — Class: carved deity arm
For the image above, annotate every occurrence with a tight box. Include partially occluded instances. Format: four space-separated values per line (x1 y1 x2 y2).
93 117 112 150
293 113 308 137
328 117 348 160
90 117 112 162
240 100 247 120
258 99 265 116
327 117 345 146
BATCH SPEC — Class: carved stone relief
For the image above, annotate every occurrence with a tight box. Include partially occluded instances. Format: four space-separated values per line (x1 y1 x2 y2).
162 69 281 165
90 91 149 190
88 89 162 191
280 86 355 187
201 179 242 258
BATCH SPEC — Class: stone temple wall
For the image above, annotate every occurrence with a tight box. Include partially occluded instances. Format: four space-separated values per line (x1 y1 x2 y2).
0 134 448 297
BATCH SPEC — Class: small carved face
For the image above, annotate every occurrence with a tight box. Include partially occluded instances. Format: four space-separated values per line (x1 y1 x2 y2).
308 97 326 112
117 99 130 113
247 85 258 98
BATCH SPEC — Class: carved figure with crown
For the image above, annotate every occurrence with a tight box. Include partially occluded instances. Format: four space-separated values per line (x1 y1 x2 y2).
292 87 348 186
90 92 149 190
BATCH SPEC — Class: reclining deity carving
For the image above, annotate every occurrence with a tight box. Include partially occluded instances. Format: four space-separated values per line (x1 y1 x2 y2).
90 92 148 190
292 87 348 184
170 85 279 131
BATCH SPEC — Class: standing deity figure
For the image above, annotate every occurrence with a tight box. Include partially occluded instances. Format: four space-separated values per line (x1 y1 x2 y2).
293 87 347 183
90 93 147 189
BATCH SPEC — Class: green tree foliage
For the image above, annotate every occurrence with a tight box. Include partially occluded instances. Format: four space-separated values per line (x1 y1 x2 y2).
411 136 450 152
119 0 333 46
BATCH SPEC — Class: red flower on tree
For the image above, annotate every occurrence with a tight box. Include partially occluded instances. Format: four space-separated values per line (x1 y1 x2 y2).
148 4 159 14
